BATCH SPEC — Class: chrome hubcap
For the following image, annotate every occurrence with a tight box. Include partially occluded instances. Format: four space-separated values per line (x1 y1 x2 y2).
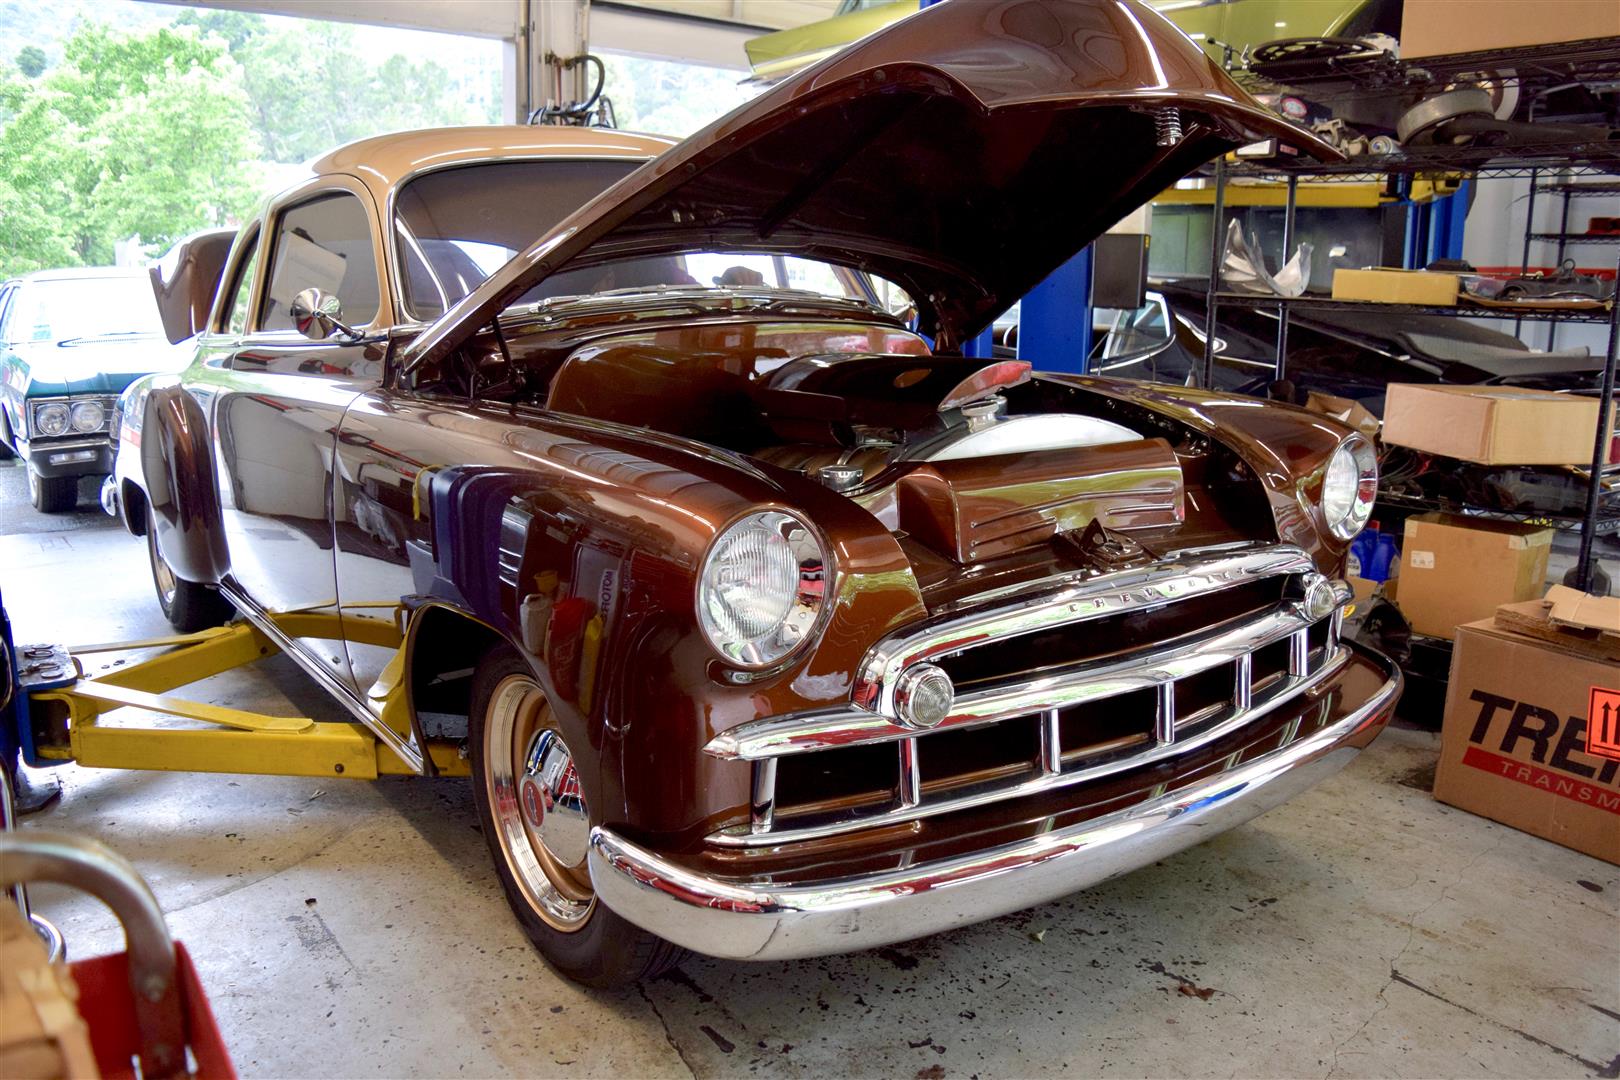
486 676 594 930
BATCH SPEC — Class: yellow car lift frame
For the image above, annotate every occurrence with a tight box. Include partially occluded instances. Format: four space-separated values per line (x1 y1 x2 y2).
23 609 469 782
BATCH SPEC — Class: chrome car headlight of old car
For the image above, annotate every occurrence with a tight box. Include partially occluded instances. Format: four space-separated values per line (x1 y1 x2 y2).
69 399 107 434
1320 435 1378 541
697 510 828 668
32 401 70 438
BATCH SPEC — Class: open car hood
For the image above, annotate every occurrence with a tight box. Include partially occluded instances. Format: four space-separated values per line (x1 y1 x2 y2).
404 0 1336 368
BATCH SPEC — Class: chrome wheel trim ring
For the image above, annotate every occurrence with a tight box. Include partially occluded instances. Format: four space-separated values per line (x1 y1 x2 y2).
484 674 594 931
149 529 178 607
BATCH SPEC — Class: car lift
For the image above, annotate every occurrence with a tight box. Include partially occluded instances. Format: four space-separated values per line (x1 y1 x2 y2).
10 608 468 783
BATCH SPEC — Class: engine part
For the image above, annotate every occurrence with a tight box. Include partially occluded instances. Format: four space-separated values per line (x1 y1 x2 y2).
1397 88 1494 145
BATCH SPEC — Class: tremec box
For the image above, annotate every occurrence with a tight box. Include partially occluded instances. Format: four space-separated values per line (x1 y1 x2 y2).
1435 618 1620 864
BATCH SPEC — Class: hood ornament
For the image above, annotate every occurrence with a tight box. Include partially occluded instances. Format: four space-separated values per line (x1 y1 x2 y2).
1062 519 1155 570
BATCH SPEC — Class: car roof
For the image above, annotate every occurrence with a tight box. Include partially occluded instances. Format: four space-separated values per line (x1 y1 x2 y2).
14 267 148 284
302 125 679 205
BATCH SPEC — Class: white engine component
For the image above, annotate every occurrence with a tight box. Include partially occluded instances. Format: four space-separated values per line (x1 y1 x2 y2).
914 408 1142 463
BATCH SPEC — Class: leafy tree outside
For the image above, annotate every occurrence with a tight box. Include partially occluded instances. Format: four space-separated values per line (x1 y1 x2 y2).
0 23 261 276
0 6 502 279
0 2 756 282
15 46 45 78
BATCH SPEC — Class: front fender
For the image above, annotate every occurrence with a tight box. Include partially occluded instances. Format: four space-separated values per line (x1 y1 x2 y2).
137 382 228 584
401 412 925 848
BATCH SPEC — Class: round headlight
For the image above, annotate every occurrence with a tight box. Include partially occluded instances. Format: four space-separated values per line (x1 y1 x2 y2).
1321 436 1378 541
697 510 827 668
34 403 69 437
70 399 105 433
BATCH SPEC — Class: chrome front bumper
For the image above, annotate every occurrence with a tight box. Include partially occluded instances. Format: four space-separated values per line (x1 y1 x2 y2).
588 643 1400 961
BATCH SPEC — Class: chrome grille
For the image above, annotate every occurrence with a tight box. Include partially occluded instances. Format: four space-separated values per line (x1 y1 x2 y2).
705 545 1352 848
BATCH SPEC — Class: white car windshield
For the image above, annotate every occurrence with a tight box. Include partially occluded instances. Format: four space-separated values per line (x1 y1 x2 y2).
11 276 164 343
394 159 899 321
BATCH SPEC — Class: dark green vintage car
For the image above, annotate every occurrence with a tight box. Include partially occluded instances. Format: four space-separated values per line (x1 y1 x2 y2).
0 267 184 512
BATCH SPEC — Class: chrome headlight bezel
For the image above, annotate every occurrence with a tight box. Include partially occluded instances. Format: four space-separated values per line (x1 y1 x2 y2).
31 401 70 438
69 399 106 433
696 509 829 670
1320 435 1378 541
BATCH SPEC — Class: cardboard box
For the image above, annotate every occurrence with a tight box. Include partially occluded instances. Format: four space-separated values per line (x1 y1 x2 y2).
1496 596 1620 663
1382 384 1617 466
1305 391 1380 439
1398 513 1551 639
1435 617 1620 864
1402 0 1620 59
1331 268 1458 306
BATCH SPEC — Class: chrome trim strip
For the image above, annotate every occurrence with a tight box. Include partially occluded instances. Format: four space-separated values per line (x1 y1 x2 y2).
709 645 1350 848
590 646 1402 962
854 544 1314 713
219 583 425 775
709 601 1321 762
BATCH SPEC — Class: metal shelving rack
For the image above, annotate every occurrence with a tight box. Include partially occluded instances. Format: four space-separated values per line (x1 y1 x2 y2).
1196 40 1620 593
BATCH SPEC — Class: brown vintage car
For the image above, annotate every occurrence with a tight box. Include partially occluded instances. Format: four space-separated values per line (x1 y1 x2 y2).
111 0 1400 986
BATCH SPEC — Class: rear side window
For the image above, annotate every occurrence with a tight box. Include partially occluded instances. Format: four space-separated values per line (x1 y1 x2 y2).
261 192 380 332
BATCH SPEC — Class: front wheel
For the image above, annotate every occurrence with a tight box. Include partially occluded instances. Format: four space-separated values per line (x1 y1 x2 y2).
26 466 77 513
468 648 685 987
147 512 234 632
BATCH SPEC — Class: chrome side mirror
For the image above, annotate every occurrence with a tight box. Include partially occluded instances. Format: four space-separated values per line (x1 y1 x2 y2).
289 288 361 342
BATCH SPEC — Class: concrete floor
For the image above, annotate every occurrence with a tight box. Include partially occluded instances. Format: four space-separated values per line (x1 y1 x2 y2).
3 457 1618 1079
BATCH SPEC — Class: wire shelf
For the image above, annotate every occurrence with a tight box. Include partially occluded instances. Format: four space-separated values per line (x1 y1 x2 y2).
1375 492 1620 536
1527 233 1620 245
1211 292 1616 323
1211 141 1620 182
1236 37 1620 107
1535 180 1620 197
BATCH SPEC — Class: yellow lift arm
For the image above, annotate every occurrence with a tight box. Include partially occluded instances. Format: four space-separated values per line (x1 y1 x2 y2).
23 612 469 782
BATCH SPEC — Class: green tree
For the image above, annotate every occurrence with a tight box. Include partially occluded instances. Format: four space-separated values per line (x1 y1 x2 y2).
15 45 45 78
229 20 481 163
0 23 261 275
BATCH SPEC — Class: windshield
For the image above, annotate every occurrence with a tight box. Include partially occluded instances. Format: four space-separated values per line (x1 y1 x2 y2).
394 159 895 321
10 275 164 343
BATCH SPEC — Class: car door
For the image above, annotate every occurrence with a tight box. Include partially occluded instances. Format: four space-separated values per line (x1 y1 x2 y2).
206 179 390 692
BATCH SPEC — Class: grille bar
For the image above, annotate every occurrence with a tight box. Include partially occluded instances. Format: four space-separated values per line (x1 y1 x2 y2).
1039 709 1061 775
1154 684 1176 744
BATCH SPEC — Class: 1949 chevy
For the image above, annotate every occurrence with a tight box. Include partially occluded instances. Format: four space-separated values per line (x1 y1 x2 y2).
111 0 1400 986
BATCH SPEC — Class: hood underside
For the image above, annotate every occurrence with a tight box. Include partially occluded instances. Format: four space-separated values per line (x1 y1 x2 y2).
404 0 1335 369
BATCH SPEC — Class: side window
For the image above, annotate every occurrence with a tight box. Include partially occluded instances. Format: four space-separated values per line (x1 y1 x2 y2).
0 285 15 342
224 228 261 336
260 191 380 333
